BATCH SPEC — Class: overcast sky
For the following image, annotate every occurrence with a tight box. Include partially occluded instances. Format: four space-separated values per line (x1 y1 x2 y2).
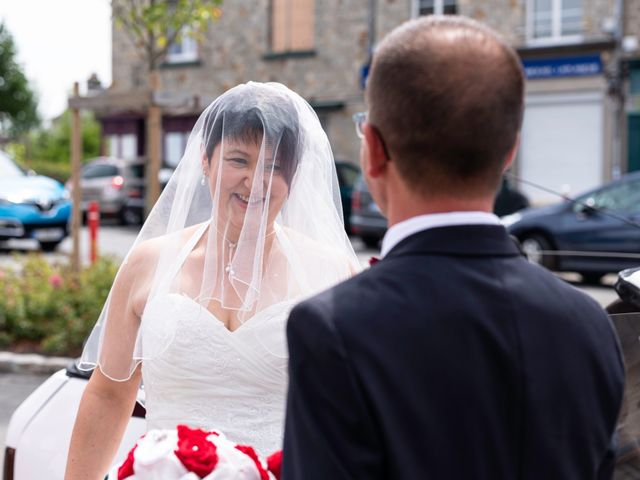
0 0 111 121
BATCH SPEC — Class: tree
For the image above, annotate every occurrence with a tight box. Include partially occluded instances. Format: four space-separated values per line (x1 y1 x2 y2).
30 110 101 163
0 22 39 139
6 110 101 182
111 0 222 212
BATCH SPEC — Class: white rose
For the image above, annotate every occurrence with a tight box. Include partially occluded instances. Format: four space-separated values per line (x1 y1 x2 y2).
133 429 188 479
203 436 266 480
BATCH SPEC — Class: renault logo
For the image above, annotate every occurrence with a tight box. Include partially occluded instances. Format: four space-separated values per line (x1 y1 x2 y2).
36 198 53 211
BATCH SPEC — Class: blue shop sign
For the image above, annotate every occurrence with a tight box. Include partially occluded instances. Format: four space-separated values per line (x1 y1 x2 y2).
522 55 602 79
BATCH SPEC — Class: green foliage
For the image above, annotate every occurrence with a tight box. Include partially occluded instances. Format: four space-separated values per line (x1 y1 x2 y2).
5 109 101 182
0 255 119 356
0 22 39 138
112 0 223 70
30 110 101 164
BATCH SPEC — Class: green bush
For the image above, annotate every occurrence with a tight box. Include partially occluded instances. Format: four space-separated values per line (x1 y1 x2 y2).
19 158 72 183
0 255 118 357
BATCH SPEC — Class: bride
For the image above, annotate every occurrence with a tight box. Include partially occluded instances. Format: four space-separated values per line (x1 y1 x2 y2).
65 82 359 478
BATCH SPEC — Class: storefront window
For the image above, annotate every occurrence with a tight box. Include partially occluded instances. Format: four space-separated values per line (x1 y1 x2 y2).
164 132 189 167
107 134 138 160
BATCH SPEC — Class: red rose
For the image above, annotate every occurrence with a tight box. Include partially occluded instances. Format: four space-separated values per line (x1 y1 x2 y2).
267 450 282 480
117 444 137 480
174 425 218 477
236 445 269 480
177 424 212 439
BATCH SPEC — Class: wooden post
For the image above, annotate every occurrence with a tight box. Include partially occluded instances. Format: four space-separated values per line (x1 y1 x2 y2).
70 82 82 273
146 70 162 216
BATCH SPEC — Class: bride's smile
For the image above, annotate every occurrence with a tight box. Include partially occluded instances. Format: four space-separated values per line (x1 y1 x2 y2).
206 139 289 241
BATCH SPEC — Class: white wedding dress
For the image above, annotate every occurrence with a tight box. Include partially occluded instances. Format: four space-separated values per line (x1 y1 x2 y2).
140 223 293 455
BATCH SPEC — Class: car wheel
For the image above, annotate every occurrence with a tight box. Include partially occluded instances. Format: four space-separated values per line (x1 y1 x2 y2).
579 272 604 285
520 233 556 270
39 241 61 252
120 207 143 226
361 235 381 249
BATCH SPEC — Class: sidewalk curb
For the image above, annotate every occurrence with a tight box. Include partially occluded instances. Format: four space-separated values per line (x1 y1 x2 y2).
0 351 74 375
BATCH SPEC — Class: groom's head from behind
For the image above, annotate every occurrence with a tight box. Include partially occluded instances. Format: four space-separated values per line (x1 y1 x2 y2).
361 16 524 219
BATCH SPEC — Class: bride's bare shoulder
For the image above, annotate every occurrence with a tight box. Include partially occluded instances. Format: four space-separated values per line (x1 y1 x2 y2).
120 223 206 276
279 225 360 273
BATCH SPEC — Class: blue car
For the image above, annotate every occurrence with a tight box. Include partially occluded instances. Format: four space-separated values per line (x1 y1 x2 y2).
0 151 71 251
503 171 640 283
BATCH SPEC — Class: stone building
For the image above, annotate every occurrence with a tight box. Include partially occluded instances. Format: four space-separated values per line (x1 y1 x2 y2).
81 0 638 205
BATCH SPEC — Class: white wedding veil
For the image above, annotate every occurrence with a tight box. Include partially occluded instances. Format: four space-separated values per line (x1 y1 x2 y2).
78 82 360 381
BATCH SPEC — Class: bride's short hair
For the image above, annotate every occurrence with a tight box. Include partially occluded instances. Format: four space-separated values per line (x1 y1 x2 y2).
202 84 301 187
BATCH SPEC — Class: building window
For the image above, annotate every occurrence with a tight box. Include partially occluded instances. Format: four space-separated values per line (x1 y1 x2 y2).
107 134 138 160
270 0 314 53
412 0 457 16
166 27 199 63
527 0 582 43
164 131 190 167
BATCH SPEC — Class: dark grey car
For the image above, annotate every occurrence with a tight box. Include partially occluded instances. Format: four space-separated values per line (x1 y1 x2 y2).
504 171 640 283
350 174 387 248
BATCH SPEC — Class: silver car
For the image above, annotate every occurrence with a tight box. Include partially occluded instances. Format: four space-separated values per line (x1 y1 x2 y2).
71 157 146 225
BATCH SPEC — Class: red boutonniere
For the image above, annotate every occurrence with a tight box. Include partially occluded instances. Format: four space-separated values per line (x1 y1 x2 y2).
368 256 380 266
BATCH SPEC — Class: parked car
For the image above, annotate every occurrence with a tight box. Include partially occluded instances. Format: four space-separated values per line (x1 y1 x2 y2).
350 174 387 248
503 171 640 283
5 364 146 479
0 151 71 252
335 161 361 233
119 167 174 225
68 157 146 225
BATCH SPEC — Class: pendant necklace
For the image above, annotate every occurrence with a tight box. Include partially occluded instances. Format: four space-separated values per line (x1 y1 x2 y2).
224 240 236 276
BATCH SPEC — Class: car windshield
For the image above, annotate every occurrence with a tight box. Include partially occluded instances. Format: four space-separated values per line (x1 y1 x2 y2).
573 178 640 214
0 152 26 178
127 164 145 179
81 163 119 179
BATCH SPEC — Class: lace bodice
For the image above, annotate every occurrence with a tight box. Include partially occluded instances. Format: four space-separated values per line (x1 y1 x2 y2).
141 294 292 455
140 223 293 455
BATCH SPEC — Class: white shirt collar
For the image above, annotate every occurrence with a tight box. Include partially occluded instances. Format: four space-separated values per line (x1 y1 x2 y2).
380 211 502 258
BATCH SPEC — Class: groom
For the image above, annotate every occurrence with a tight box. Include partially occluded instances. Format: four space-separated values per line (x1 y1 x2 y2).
282 15 624 480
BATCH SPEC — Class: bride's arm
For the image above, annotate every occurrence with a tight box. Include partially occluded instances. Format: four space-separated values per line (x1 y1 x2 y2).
65 366 141 480
65 245 150 480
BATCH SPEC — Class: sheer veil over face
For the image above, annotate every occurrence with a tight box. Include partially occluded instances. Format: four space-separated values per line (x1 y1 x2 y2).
79 82 360 381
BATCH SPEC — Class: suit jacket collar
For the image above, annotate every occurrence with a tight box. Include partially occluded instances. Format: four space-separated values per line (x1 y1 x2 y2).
384 224 522 260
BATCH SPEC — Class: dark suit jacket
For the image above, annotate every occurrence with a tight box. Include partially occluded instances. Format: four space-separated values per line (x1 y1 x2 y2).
282 225 625 480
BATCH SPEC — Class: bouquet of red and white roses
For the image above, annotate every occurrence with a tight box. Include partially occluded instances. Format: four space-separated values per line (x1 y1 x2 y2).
109 425 282 480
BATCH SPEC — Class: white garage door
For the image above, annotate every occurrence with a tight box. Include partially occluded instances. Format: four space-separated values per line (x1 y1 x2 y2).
519 91 603 205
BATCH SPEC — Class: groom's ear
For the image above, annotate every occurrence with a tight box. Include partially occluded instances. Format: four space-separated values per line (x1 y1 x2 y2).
362 123 389 179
